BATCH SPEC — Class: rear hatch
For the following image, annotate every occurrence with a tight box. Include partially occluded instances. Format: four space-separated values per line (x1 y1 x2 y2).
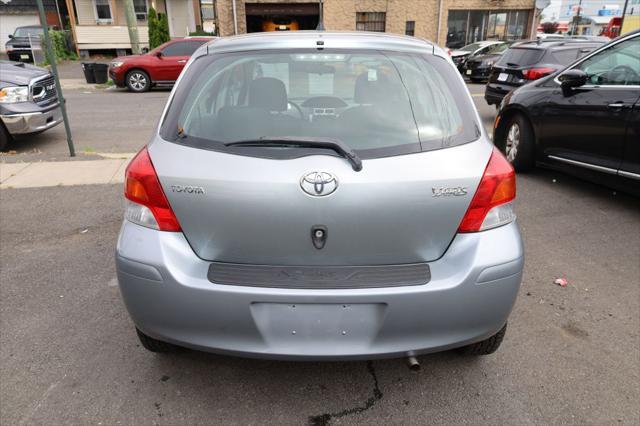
489 47 545 88
150 140 490 265
149 44 490 266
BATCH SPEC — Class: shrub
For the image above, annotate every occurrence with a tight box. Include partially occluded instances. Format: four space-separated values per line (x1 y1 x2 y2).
40 29 78 65
158 13 170 45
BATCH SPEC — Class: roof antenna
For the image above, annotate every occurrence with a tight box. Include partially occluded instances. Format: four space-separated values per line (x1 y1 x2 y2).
316 0 325 31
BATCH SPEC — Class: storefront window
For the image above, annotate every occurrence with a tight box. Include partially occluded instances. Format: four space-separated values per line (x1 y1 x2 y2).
446 10 468 48
447 9 530 47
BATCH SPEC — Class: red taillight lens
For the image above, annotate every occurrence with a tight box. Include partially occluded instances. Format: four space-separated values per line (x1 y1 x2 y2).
124 147 181 232
522 67 556 80
458 148 516 233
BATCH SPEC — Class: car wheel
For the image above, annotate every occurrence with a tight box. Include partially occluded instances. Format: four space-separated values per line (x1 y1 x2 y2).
501 114 535 172
126 70 151 92
458 323 507 356
136 328 178 353
0 124 12 152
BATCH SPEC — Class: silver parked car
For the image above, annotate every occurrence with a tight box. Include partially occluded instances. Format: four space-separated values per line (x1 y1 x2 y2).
116 31 523 361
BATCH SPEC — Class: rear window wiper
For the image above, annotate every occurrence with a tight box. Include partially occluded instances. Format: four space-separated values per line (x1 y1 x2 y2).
224 136 363 172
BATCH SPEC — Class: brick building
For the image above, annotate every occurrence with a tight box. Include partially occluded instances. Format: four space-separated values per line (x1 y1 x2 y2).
212 0 537 47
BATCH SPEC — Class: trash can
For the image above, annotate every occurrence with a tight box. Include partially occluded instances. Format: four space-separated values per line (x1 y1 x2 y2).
92 63 109 84
81 62 96 84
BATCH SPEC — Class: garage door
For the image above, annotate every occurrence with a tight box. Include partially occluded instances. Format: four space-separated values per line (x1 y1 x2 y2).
0 14 40 52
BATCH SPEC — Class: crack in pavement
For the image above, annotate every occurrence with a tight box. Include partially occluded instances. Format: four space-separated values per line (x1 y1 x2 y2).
308 361 383 426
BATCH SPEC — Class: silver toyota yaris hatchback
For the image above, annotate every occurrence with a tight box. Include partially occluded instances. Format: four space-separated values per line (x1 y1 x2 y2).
116 31 524 360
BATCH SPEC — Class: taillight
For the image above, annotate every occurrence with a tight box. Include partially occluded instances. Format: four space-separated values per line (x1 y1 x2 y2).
458 148 516 233
522 67 556 80
124 147 181 232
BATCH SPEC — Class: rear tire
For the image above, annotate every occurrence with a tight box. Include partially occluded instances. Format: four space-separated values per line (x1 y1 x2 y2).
0 124 12 152
499 113 535 172
136 328 178 353
126 70 151 92
458 323 507 355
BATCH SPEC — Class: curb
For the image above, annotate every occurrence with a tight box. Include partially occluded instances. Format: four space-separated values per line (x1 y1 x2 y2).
0 153 136 189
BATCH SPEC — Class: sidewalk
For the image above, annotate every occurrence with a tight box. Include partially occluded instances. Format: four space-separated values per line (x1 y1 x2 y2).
0 153 135 189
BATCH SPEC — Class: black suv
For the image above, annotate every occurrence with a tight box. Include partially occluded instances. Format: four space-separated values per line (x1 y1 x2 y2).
485 39 605 106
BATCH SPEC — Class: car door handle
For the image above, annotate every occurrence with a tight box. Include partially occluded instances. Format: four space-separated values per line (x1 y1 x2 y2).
177 59 187 63
608 102 626 109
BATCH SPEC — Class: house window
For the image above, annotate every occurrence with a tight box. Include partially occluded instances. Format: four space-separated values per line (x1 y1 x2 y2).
134 0 148 21
201 0 215 20
356 12 386 32
94 0 113 22
405 21 415 36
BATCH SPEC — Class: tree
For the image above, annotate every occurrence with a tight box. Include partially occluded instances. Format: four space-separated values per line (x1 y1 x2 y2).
158 14 170 45
148 7 161 49
541 21 560 34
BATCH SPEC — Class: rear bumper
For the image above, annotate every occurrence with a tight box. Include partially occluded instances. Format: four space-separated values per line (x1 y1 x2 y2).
116 221 524 360
0 104 62 135
465 67 492 80
485 84 516 105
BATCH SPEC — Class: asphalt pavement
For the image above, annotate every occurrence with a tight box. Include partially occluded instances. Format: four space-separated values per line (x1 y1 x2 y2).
0 82 638 425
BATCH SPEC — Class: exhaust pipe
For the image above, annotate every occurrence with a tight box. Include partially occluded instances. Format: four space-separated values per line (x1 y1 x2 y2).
407 355 421 371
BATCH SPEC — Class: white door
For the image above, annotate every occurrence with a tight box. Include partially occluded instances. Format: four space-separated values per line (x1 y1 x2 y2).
0 14 40 52
165 0 195 38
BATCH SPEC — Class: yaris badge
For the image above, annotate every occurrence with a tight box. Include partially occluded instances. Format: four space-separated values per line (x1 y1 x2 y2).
300 172 338 196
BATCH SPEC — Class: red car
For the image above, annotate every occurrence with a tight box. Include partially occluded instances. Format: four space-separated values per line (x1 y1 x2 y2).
109 37 214 92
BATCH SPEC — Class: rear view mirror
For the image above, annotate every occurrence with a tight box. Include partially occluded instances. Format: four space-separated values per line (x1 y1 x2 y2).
558 69 587 89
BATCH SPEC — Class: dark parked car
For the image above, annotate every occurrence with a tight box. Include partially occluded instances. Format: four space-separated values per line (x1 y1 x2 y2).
463 42 514 82
485 39 606 106
109 37 214 92
5 26 44 63
0 61 62 151
493 30 640 196
448 41 504 72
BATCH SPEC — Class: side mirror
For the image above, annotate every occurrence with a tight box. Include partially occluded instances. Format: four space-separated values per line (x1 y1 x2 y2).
8 34 13 39
154 50 163 58
558 69 587 89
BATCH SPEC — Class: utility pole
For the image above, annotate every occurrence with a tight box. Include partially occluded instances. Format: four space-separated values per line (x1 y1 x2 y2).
572 0 583 35
35 0 75 157
621 0 630 33
123 0 141 54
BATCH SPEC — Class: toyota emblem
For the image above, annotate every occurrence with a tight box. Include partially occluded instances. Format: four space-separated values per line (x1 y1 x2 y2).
300 172 338 197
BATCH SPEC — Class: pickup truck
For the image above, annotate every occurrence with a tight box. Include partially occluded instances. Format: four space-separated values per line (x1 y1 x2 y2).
0 61 62 151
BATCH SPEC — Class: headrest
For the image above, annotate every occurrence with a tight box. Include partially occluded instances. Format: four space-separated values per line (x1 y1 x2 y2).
249 77 288 111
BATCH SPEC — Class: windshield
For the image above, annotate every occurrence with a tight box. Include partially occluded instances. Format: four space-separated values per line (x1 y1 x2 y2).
161 49 479 158
459 43 484 52
14 27 43 38
486 43 510 54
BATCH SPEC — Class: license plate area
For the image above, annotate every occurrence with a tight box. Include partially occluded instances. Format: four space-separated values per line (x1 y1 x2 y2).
250 303 387 352
20 54 30 59
466 69 472 75
497 72 509 82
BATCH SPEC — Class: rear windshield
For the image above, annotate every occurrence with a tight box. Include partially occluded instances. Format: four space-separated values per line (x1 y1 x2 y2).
161 49 479 159
497 48 544 66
